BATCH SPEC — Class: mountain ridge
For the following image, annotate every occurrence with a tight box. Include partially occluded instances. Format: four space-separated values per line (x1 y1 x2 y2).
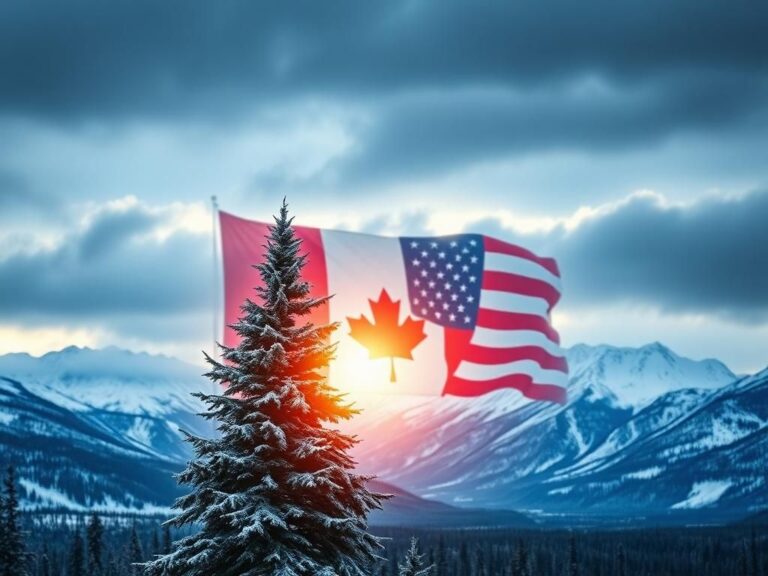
1 343 764 525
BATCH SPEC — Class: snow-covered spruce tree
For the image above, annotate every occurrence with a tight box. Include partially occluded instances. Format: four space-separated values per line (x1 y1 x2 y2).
68 527 85 576
87 513 104 576
145 201 386 576
0 488 5 574
3 466 29 576
398 538 432 576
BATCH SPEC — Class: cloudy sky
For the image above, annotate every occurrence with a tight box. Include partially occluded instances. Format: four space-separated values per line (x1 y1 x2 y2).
1 0 767 372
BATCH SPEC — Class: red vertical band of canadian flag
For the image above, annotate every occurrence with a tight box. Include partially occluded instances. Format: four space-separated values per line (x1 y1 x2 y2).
219 211 568 404
219 212 329 352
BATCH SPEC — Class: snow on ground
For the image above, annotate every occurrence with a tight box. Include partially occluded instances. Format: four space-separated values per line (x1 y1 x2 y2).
20 479 88 512
622 467 664 481
20 478 173 515
672 481 733 509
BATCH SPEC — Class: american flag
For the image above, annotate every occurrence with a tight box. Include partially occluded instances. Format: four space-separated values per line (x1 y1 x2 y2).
400 234 568 403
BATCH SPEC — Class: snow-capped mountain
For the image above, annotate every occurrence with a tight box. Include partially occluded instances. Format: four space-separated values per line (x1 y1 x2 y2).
344 343 766 522
0 376 181 512
0 347 215 513
567 342 735 408
0 346 213 462
0 345 207 415
0 343 764 524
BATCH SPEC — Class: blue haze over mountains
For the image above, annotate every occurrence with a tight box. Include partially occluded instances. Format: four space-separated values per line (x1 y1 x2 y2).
0 344 765 526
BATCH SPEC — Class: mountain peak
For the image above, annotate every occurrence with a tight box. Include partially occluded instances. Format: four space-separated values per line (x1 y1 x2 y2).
0 345 207 416
566 342 735 409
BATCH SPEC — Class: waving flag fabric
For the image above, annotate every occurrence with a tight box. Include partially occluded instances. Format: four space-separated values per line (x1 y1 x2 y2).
219 211 568 404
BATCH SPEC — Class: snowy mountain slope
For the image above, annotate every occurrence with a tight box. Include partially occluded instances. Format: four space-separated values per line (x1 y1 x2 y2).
0 347 533 525
0 376 182 513
0 346 213 461
536 369 768 519
0 346 207 415
1 343 762 523
346 343 763 521
567 342 734 408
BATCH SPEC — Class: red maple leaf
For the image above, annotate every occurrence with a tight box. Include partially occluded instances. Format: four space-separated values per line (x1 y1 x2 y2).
347 289 427 382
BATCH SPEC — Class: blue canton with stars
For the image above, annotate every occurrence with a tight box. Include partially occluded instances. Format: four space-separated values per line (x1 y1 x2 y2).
399 234 485 329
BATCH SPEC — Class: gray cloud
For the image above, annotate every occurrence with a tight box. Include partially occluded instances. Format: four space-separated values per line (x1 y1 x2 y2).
79 207 158 260
2 0 766 119
331 76 768 185
466 190 768 322
3 0 768 197
0 205 210 322
557 191 768 321
0 173 62 219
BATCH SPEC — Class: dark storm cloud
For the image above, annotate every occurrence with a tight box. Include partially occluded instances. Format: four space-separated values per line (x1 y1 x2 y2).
3 0 768 189
2 0 766 117
466 190 768 321
557 191 768 321
0 204 209 319
335 75 768 184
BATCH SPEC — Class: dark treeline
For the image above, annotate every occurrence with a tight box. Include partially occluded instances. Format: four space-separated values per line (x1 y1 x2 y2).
10 517 767 575
4 463 767 576
15 514 196 576
371 526 767 576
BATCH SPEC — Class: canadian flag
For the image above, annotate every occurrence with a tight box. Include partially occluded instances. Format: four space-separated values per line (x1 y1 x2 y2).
219 211 568 404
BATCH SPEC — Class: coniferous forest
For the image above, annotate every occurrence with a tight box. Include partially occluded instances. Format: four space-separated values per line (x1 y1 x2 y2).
5 513 768 576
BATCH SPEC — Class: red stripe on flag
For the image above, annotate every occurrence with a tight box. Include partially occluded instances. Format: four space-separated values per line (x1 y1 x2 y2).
476 309 561 343
444 328 473 378
442 328 568 402
444 374 567 404
462 345 568 372
482 270 561 308
483 236 560 277
219 211 329 350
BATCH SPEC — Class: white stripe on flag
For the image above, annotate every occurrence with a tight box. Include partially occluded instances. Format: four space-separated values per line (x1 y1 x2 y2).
471 327 564 357
454 359 569 387
484 252 562 291
479 290 550 317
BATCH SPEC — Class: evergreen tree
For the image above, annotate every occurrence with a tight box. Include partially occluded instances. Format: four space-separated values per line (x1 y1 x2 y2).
750 526 759 576
474 545 486 576
161 525 172 556
568 533 579 576
0 483 6 575
145 201 386 575
103 553 119 576
3 466 29 576
739 540 750 576
458 541 470 576
68 528 85 576
512 539 529 576
398 538 432 576
128 524 143 576
86 514 104 576
38 544 50 576
150 526 160 558
434 535 448 576
616 543 626 576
